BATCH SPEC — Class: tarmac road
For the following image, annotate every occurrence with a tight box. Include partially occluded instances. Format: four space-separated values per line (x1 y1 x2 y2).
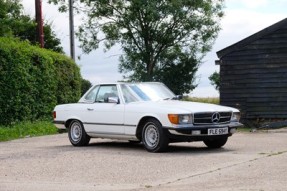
0 129 287 191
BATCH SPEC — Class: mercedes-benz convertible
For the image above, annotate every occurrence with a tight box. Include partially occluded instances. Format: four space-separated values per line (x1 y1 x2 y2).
53 82 242 152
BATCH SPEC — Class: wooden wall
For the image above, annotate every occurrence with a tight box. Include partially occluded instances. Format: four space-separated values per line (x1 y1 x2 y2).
219 25 287 119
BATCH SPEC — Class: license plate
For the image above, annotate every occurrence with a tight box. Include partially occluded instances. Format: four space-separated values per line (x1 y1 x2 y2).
208 127 228 135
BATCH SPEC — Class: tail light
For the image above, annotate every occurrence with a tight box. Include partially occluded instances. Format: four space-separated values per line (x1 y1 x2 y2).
53 111 56 119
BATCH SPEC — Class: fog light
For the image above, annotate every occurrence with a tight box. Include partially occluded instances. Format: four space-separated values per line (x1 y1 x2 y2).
192 130 201 135
230 128 236 134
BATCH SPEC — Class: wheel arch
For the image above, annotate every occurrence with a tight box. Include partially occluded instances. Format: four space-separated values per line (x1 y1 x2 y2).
65 118 83 129
136 116 162 140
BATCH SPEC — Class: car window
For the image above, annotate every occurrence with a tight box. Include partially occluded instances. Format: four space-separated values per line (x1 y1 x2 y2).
121 84 139 103
84 85 99 102
95 85 118 103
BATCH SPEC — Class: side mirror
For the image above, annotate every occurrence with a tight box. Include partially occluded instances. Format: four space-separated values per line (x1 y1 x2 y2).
108 96 120 104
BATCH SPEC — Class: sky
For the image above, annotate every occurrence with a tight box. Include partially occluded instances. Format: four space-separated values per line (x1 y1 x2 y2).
22 0 287 97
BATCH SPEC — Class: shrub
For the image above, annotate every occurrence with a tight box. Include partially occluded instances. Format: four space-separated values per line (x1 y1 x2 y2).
0 37 81 125
81 78 92 96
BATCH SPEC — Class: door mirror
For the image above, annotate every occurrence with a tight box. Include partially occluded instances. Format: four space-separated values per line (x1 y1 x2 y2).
107 96 120 104
104 93 119 103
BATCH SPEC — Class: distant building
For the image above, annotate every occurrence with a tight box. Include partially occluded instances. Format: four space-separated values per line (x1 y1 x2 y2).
216 18 287 121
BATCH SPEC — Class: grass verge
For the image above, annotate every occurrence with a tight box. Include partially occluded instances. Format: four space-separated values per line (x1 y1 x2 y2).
0 121 58 142
237 127 252 133
184 97 220 105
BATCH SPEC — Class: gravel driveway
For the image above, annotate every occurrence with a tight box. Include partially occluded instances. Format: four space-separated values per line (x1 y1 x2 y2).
1 129 287 191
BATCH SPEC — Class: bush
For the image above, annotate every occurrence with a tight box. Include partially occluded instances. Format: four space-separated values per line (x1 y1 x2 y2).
81 78 92 96
0 37 81 125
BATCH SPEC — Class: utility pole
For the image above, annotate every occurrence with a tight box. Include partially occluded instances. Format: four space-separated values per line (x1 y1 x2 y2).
35 0 44 48
69 0 75 61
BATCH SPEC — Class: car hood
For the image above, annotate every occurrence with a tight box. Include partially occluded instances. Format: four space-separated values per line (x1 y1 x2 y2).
128 100 239 113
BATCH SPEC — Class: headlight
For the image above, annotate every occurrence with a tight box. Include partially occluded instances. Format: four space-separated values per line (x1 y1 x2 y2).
168 114 192 124
231 112 241 122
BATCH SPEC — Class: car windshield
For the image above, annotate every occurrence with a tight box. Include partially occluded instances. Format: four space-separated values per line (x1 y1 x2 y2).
120 83 175 103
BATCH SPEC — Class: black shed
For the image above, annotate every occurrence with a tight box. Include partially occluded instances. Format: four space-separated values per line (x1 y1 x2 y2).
216 18 287 121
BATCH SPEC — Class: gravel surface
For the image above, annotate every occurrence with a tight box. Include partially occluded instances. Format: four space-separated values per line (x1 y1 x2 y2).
1 129 287 191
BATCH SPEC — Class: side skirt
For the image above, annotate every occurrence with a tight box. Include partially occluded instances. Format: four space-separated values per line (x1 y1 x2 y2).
86 132 138 141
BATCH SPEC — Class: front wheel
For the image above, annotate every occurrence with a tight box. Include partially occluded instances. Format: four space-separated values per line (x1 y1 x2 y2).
142 119 169 153
203 137 228 148
68 120 90 146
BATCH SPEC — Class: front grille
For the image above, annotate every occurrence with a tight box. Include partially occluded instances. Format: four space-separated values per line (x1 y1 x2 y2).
193 112 232 124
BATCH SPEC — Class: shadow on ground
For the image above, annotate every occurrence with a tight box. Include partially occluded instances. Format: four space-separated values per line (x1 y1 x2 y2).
50 140 234 155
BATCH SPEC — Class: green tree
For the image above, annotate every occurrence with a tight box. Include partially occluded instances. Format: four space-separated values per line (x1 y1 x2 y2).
81 78 92 96
0 0 63 53
49 0 224 94
0 0 22 36
209 71 220 91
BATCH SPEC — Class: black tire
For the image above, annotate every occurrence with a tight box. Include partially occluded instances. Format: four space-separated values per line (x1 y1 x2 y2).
68 120 90 146
203 137 228 148
142 119 169 153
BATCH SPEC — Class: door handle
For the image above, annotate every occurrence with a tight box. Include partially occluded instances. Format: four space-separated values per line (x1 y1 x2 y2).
87 108 94 111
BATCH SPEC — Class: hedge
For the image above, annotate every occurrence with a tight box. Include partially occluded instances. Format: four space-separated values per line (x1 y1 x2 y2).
0 37 81 125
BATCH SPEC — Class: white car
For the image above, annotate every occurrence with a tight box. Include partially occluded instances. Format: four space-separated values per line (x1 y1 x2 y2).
53 82 242 152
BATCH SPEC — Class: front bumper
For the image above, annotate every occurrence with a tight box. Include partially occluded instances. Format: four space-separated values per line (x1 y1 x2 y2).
163 122 243 141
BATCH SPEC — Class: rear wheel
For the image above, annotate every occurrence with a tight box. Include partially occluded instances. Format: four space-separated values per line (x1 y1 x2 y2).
142 119 169 152
68 120 90 146
203 137 228 148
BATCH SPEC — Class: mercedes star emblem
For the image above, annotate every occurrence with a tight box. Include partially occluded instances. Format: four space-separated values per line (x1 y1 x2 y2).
211 112 221 123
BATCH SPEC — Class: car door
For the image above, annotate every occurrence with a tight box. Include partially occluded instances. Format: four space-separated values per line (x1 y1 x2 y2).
81 84 125 135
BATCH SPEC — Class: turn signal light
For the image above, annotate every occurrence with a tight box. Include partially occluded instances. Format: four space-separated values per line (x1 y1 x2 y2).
168 114 179 124
168 114 193 124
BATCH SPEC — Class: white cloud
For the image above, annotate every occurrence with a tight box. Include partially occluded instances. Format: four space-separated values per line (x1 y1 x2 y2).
210 10 286 58
228 0 269 9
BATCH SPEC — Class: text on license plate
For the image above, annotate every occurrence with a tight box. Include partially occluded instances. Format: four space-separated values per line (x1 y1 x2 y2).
208 127 228 135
